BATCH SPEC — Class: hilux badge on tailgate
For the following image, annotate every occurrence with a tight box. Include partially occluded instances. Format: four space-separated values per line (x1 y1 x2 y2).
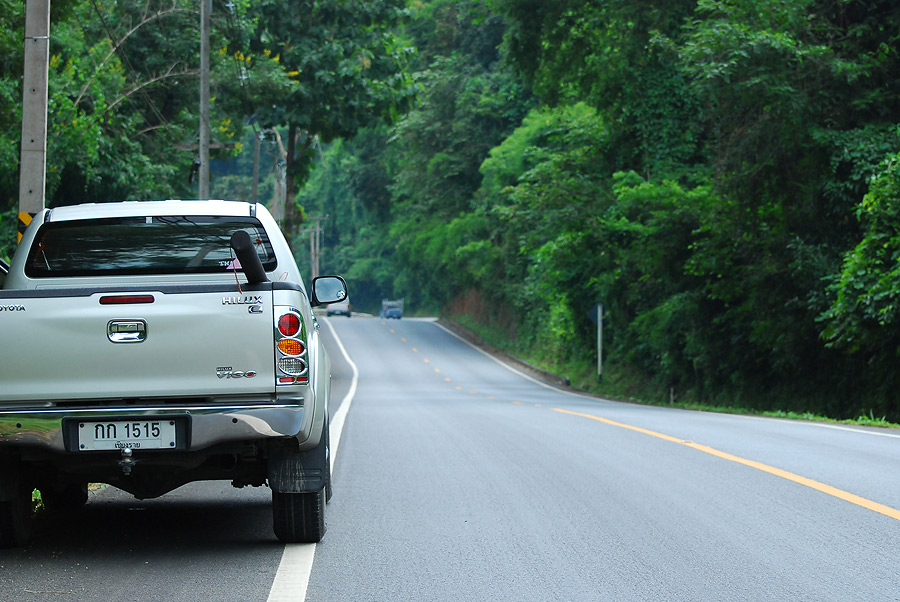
222 295 263 305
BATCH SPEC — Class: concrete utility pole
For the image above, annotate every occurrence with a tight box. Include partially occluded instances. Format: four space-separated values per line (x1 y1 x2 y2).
252 131 261 204
300 216 328 280
198 0 211 199
309 226 318 280
18 0 50 243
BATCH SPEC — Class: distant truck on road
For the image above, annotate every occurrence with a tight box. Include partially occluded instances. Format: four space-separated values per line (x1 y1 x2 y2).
380 298 403 319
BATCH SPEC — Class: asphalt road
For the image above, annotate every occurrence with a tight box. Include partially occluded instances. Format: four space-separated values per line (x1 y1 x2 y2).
311 316 900 602
2 315 900 601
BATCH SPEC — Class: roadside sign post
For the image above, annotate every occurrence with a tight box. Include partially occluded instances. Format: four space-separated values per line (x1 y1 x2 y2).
597 303 603 379
587 302 603 380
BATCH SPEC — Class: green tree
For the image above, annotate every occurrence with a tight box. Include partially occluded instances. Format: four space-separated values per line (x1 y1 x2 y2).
243 0 416 237
345 0 531 311
490 0 701 178
822 152 900 351
471 104 611 360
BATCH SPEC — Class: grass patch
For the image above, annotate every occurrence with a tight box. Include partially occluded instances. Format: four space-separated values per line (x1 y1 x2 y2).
32 483 106 511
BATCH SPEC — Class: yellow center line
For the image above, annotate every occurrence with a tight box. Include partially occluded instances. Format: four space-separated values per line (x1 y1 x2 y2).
553 408 900 522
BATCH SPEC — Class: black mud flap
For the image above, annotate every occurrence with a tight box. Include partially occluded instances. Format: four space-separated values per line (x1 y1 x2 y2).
267 433 328 494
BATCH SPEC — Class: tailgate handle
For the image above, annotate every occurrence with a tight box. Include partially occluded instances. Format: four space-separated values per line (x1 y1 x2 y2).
108 320 147 343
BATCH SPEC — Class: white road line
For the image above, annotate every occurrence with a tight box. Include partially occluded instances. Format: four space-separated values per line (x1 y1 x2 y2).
432 321 598 399
267 317 358 602
434 322 900 441
759 416 900 439
267 544 317 602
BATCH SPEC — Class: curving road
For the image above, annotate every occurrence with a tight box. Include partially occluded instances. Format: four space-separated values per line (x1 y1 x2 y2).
2 315 900 601
309 316 900 602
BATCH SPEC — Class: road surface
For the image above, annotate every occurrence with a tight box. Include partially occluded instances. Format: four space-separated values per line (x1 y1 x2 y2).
2 315 899 601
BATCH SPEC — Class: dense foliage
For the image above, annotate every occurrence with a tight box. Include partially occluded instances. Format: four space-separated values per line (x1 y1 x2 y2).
304 0 900 420
3 0 900 419
0 0 413 260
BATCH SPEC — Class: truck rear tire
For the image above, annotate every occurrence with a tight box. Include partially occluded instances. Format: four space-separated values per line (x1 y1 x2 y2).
0 488 32 548
272 488 326 543
268 416 330 543
42 482 88 513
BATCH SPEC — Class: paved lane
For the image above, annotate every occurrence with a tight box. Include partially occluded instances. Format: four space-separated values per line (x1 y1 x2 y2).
308 316 900 602
0 482 279 601
3 315 899 601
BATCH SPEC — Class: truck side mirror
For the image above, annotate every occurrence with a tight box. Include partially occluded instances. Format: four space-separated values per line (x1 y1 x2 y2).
311 276 348 306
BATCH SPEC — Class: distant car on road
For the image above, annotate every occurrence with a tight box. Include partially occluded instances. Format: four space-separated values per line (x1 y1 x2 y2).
326 298 352 317
381 298 403 319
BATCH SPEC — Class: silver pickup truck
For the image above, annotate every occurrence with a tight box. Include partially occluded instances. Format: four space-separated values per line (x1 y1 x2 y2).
0 200 346 547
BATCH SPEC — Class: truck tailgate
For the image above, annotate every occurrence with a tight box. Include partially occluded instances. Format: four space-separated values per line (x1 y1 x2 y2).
0 289 276 402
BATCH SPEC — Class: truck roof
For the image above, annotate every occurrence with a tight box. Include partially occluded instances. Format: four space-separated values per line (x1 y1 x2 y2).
44 200 257 222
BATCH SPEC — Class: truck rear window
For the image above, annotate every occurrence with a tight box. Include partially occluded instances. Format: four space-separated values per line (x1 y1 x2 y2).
25 216 277 277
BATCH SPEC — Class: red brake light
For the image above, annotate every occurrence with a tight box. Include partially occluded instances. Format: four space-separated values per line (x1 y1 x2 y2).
100 295 155 305
278 313 301 337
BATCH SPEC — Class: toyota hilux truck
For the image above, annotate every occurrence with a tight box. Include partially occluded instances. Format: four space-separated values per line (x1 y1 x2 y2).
0 200 346 547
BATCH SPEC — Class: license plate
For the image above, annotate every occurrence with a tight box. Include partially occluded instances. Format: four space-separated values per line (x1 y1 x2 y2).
78 420 176 451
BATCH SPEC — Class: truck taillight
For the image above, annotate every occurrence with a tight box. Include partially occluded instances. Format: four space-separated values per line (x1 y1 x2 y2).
279 357 308 376
275 309 308 385
278 313 301 337
277 339 306 356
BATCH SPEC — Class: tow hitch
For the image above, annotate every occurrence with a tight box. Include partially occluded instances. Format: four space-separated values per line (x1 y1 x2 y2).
118 447 135 475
